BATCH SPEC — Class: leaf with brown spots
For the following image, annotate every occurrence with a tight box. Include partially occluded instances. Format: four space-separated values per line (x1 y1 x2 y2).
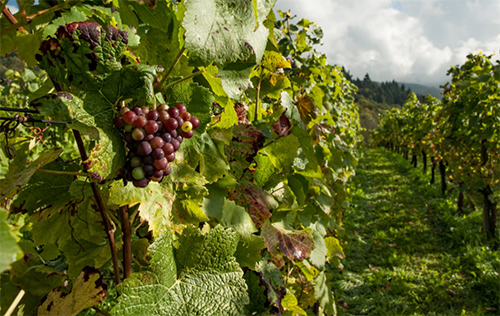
228 182 276 228
38 267 106 316
261 222 315 261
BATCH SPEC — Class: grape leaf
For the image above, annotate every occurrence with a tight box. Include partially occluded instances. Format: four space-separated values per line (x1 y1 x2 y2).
31 92 99 139
261 222 315 261
11 160 80 214
282 292 307 315
112 225 249 316
253 152 275 186
314 271 336 315
291 126 322 178
234 234 265 269
228 181 277 228
107 181 174 238
221 200 257 242
256 259 286 312
0 209 20 272
193 132 229 183
244 270 268 314
219 60 255 99
264 134 300 174
0 30 43 66
325 236 345 260
37 267 106 316
10 254 66 297
0 148 62 201
183 0 273 67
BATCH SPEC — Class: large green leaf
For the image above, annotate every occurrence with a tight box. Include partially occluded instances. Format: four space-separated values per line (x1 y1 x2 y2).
112 225 249 316
0 147 61 201
264 134 300 174
0 209 20 272
183 0 274 67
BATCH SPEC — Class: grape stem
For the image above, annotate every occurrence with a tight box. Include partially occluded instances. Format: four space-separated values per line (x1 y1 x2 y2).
1 0 81 35
161 69 205 92
72 130 122 285
155 47 186 93
119 205 132 279
255 66 264 120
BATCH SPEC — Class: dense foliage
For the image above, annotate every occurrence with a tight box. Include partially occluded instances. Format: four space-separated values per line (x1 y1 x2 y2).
0 1 361 315
373 52 499 238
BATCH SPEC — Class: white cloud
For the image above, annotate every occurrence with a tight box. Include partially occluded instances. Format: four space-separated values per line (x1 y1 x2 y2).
7 5 18 14
274 0 500 86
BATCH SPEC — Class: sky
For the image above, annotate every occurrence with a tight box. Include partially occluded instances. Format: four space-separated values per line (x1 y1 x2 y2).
274 0 500 86
7 0 500 86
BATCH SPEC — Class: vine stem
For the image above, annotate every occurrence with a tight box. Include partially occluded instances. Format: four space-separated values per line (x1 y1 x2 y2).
5 289 25 316
155 47 186 93
73 130 121 285
1 0 80 35
1 7 27 34
162 69 205 92
255 66 264 120
36 169 83 176
119 205 132 279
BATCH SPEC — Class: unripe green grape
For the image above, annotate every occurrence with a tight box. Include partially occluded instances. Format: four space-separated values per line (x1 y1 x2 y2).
132 167 146 180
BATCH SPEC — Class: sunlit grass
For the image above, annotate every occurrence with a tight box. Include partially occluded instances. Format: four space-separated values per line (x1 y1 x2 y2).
332 148 500 316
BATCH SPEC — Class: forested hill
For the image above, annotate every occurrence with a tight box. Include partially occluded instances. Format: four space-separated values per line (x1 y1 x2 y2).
342 68 443 140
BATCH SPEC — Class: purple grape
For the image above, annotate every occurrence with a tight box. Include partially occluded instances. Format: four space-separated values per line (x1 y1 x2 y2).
133 177 150 188
143 155 154 165
132 106 142 115
161 132 172 143
151 136 164 149
137 141 152 156
123 111 138 124
181 130 194 139
124 132 134 143
152 148 165 160
113 116 126 128
170 139 180 151
143 164 155 175
134 116 147 128
176 135 183 144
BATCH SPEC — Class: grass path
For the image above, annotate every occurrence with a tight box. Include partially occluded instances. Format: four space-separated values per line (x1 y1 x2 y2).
332 148 499 316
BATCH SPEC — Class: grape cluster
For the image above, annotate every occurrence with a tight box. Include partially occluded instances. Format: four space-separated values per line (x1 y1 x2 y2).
113 103 200 188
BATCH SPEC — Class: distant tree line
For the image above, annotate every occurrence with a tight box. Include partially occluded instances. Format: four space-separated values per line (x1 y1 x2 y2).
342 68 413 142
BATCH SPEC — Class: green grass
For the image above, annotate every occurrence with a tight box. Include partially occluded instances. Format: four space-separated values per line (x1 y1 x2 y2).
332 148 500 316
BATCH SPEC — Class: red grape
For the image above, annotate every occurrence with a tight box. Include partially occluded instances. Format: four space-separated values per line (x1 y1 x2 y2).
123 111 138 124
157 104 168 112
146 110 159 121
154 158 168 170
190 116 200 129
165 118 178 131
162 143 174 155
134 116 147 128
140 106 150 115
175 103 187 113
181 130 194 139
163 164 172 176
143 164 154 175
158 111 170 123
150 136 164 149
160 132 172 143
143 155 154 165
180 111 191 121
167 107 179 118
145 120 159 134
166 153 175 162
